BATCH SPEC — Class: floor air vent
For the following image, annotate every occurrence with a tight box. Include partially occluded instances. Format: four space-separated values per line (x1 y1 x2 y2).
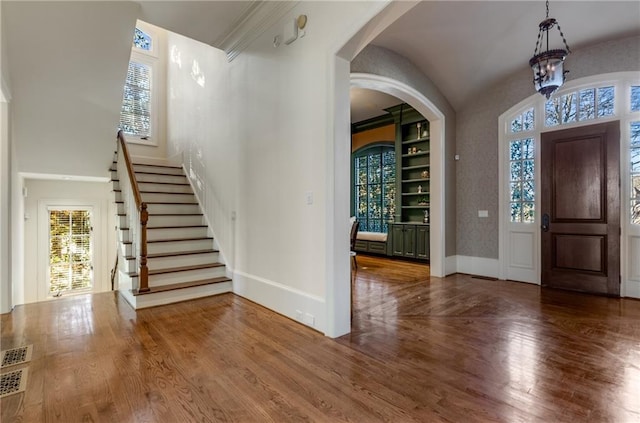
1 345 33 368
0 368 28 398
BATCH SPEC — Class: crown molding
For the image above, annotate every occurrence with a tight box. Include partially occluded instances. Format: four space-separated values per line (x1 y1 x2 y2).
215 1 299 62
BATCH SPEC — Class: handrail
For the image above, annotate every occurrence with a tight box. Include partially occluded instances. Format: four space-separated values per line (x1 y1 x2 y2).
117 130 149 293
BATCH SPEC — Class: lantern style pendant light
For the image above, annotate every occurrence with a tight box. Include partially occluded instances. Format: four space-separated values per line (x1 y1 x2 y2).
529 0 571 98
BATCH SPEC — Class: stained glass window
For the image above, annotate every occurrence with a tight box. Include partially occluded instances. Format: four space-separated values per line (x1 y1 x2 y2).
354 145 396 233
509 138 535 222
133 28 152 51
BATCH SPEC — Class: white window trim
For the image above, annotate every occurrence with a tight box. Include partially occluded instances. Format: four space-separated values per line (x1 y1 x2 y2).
498 71 640 298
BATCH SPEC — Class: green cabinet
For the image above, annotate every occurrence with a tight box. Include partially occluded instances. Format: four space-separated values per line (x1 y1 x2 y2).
391 223 429 260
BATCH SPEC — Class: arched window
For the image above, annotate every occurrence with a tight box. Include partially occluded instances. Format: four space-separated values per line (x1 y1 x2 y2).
352 144 396 233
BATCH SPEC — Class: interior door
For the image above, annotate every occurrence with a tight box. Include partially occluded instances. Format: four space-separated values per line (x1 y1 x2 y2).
541 121 620 296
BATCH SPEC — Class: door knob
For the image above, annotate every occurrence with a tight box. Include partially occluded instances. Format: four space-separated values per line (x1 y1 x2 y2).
541 213 550 232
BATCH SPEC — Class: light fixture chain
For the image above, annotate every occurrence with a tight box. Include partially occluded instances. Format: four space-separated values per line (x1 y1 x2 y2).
556 23 571 53
534 29 542 56
546 0 549 18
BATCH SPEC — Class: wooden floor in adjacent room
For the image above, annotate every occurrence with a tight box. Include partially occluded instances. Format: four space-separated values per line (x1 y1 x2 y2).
2 255 639 422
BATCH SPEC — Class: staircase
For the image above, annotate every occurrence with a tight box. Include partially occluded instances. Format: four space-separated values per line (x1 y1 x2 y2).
111 158 232 309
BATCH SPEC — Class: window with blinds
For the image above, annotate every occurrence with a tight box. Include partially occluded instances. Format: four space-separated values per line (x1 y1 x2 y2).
119 60 152 138
48 209 93 295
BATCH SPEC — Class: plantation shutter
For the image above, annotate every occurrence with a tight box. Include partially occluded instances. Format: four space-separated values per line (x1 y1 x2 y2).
119 60 151 139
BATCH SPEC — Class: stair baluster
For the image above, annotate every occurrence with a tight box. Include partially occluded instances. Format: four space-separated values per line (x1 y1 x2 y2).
116 130 149 293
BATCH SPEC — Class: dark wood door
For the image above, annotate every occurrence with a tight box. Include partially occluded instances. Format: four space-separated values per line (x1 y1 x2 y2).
541 121 620 296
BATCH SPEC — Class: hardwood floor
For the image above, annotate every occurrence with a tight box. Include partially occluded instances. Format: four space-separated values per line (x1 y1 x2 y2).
2 255 639 422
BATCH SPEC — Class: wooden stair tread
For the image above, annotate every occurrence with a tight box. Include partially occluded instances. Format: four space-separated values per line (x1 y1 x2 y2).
147 237 213 243
132 277 231 296
144 201 198 205
150 213 203 217
138 181 190 186
134 170 186 177
147 249 218 259
140 190 194 195
132 163 182 169
147 225 207 229
128 262 224 277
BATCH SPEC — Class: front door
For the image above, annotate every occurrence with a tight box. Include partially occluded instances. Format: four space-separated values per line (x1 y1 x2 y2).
540 121 620 296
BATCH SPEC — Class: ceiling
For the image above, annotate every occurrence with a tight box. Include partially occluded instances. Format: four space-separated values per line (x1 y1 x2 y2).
134 1 640 123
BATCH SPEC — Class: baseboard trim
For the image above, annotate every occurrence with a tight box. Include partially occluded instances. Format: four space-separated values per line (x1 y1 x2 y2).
453 255 500 279
233 270 326 333
624 279 640 299
445 255 457 276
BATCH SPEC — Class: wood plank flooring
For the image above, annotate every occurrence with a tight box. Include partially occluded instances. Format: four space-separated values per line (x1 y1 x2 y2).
2 254 639 422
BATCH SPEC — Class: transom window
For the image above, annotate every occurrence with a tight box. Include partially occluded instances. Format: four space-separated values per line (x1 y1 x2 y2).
353 145 396 233
545 85 614 127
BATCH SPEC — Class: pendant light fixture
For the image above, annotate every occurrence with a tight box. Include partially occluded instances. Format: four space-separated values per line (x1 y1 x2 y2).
529 0 571 98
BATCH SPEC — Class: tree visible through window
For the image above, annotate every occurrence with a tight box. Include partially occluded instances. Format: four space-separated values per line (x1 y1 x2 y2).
630 85 640 224
49 209 93 296
353 145 396 233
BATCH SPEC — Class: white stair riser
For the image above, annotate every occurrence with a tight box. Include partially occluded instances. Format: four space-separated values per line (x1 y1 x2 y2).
112 181 120 191
119 229 131 243
123 258 137 273
138 182 193 194
147 239 214 255
135 173 188 184
141 192 196 203
133 164 184 176
121 243 133 256
150 266 227 287
148 252 220 270
148 215 204 227
145 203 201 214
123 281 233 309
147 227 208 241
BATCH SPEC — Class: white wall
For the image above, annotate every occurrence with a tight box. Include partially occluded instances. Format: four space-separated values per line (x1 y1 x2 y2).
4 1 139 177
0 99 10 313
166 1 387 335
20 179 116 304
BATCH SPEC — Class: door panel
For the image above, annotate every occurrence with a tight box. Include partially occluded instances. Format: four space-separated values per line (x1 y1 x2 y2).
541 121 620 296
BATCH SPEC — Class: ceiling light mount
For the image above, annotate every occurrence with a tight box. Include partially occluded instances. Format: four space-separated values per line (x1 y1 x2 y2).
529 0 571 99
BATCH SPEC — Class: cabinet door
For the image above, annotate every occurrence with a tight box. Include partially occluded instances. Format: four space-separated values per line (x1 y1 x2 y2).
416 226 430 260
391 225 405 256
403 225 416 257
